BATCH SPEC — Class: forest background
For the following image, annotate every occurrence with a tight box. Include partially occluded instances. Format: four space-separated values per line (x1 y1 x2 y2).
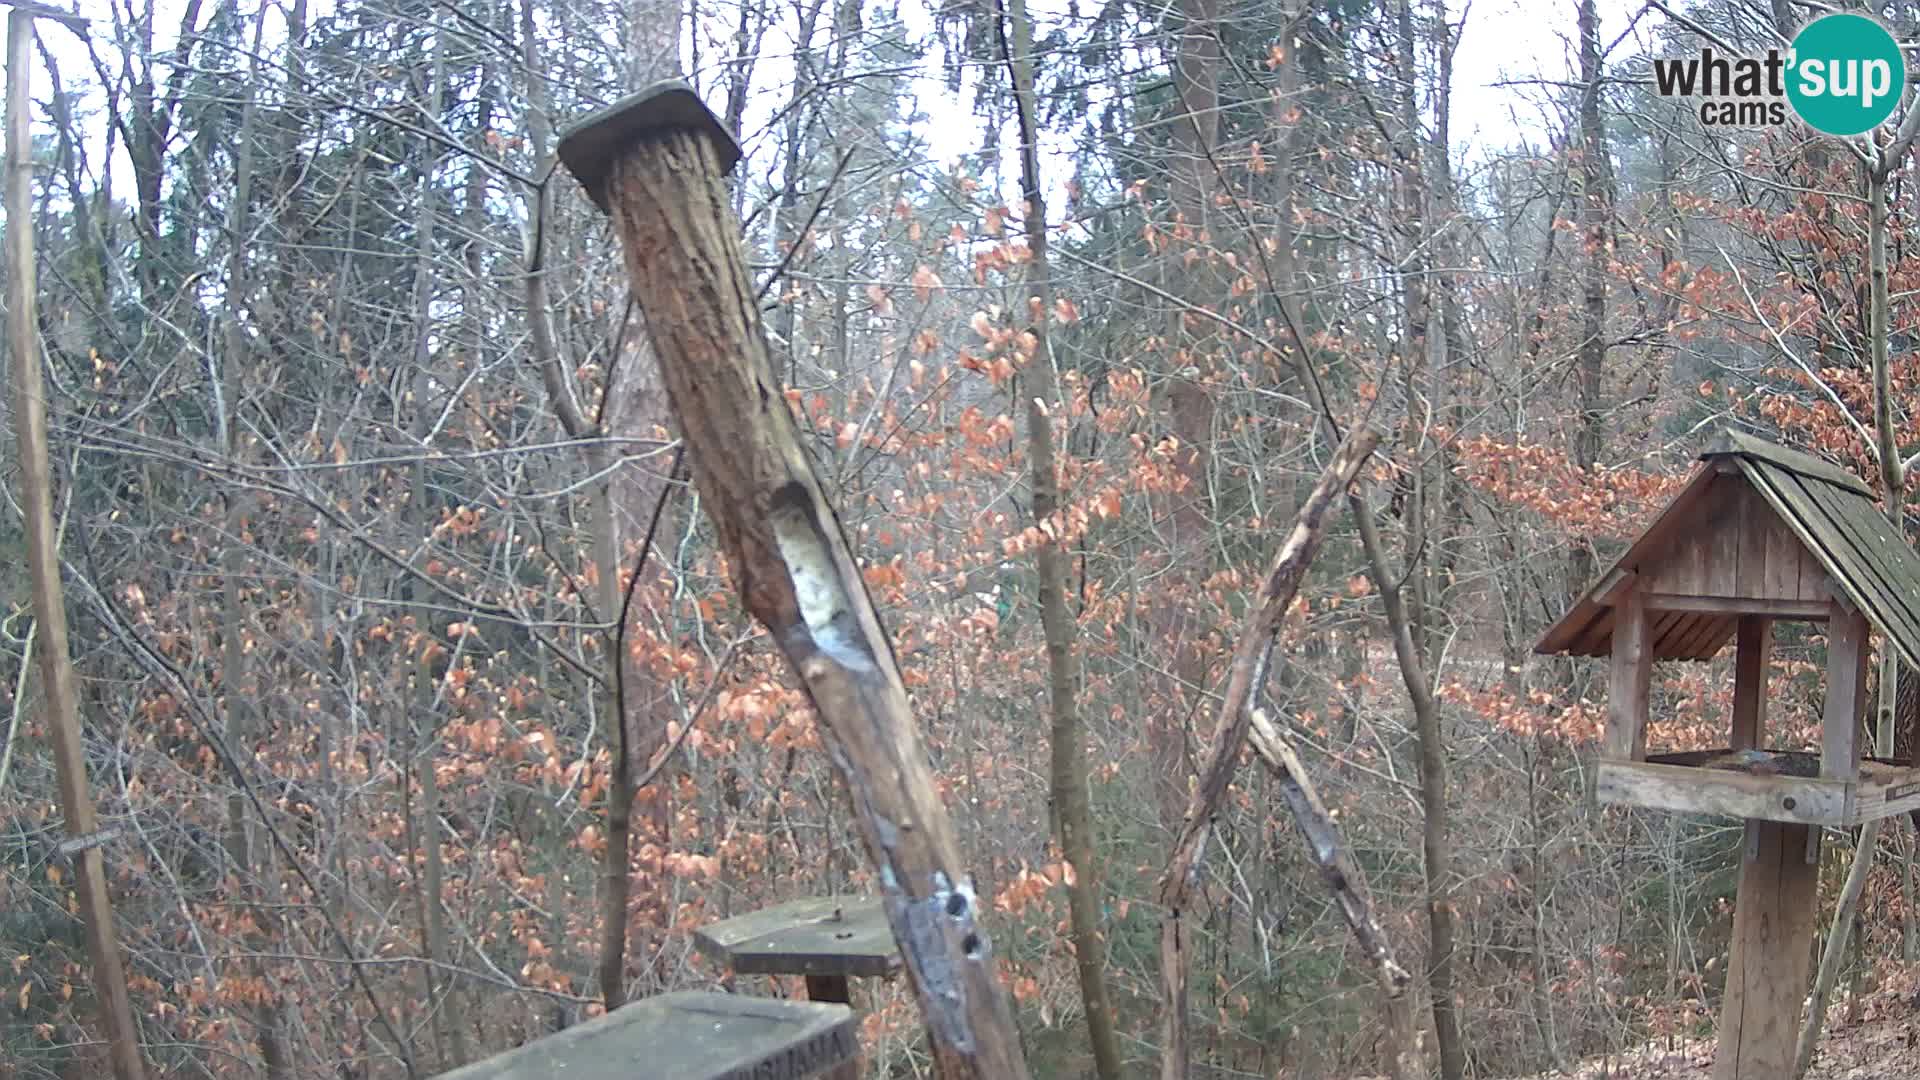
3 0 1919 1077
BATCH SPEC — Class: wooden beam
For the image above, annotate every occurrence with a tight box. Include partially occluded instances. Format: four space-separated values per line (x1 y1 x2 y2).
1731 617 1772 751
555 85 1028 1078
1823 607 1870 781
1608 590 1654 761
1595 761 1846 825
1630 594 1831 620
1713 821 1821 1080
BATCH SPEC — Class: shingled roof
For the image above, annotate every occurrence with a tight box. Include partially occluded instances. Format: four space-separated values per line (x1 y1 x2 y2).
1535 429 1920 670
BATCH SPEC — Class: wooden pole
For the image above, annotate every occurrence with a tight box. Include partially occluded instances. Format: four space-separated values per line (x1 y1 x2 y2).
1714 821 1819 1080
555 84 1030 1079
5 10 144 1079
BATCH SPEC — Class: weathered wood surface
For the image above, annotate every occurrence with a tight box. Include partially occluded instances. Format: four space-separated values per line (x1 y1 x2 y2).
694 897 901 979
1596 760 1846 825
1612 752 1920 826
1713 821 1820 1080
1705 429 1871 495
1540 430 1920 673
1605 590 1652 761
1154 428 1382 1080
556 85 1029 1078
1744 457 1920 671
436 991 857 1080
1730 617 1771 750
1822 606 1869 781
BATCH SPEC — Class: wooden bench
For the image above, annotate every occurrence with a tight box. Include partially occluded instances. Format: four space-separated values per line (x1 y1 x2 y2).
435 990 858 1080
694 896 901 1005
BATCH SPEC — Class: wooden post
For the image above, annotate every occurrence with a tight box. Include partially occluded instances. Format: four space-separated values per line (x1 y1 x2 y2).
1823 607 1869 780
1731 616 1771 751
4 10 144 1080
1714 821 1820 1080
1607 590 1653 761
555 84 1030 1079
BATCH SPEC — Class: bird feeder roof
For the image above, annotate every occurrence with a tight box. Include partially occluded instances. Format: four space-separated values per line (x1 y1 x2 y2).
1535 429 1920 669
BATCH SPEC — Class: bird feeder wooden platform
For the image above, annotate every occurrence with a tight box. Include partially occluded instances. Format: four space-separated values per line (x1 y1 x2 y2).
1536 430 1920 1080
695 896 902 1005
435 990 858 1080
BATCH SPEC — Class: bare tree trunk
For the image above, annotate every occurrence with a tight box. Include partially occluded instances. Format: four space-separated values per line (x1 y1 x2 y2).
1569 0 1612 607
1356 489 1465 1080
997 1 1122 1075
1798 159 1905 1078
400 18 465 1067
5 12 146 1079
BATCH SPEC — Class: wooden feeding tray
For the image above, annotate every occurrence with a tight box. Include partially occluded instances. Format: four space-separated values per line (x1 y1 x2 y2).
1597 749 1920 827
694 896 901 1004
435 989 857 1080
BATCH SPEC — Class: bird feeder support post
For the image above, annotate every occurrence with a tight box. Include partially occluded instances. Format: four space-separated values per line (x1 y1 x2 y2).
554 84 1031 1080
1730 616 1771 751
1607 589 1653 762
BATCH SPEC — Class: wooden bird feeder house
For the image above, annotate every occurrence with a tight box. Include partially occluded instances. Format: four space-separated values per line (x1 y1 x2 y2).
1536 429 1920 1079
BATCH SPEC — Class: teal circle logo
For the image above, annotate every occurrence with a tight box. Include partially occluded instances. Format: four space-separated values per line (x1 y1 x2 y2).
1787 14 1905 137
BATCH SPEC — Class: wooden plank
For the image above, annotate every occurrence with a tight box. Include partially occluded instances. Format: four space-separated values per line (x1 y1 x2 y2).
438 990 859 1080
1637 594 1830 619
1792 476 1920 657
1670 612 1732 660
1733 483 1770 598
1713 821 1821 1080
1815 484 1920 670
1566 605 1617 657
1822 607 1869 781
1853 764 1920 824
1608 592 1654 761
694 896 902 979
1743 466 1916 654
1594 761 1848 825
1537 464 1724 655
1758 488 1809 602
1704 428 1873 495
1731 617 1772 750
1688 620 1739 662
1702 481 1740 597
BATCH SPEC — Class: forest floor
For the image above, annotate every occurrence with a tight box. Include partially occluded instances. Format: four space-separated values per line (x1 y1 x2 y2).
1509 983 1919 1079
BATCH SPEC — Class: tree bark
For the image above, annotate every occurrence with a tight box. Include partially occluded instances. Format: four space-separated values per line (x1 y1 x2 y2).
1569 0 1613 607
1154 428 1381 1080
997 0 1123 1075
1355 488 1466 1080
564 102 1032 1079
5 11 146 1079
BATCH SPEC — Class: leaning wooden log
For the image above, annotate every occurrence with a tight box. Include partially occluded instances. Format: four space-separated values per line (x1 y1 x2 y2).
556 83 1031 1079
1153 427 1380 1080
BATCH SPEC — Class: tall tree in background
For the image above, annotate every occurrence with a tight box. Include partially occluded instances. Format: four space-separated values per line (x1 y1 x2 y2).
996 0 1123 1074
